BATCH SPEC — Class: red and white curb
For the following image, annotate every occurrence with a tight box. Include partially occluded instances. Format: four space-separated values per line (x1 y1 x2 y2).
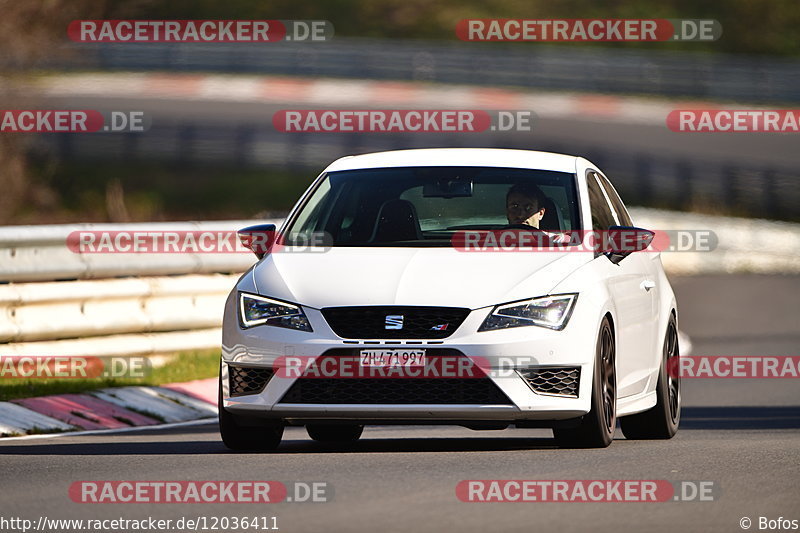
33 72 725 126
92 386 215 424
0 377 216 437
0 402 74 435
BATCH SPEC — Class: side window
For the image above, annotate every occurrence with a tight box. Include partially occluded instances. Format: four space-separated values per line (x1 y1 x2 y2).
597 172 633 227
586 172 617 231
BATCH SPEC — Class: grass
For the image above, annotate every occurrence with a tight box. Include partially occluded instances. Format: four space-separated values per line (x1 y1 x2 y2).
0 350 220 402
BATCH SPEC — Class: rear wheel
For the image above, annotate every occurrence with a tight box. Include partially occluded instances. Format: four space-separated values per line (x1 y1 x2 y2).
306 424 364 443
620 316 681 439
218 372 283 451
553 317 616 448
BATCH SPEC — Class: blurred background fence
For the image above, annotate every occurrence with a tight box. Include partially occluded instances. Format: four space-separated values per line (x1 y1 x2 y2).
30 122 800 220
51 38 800 103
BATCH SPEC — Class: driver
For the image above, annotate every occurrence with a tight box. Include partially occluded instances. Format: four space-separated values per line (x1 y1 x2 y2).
505 183 570 246
506 183 548 227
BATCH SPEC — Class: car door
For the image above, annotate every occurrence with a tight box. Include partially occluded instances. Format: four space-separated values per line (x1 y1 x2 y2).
587 170 655 398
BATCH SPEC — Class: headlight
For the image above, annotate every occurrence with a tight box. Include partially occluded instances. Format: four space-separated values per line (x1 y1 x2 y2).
479 294 578 331
239 292 313 331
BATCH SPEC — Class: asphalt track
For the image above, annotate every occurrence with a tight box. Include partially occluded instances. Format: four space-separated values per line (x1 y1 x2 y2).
2 274 798 533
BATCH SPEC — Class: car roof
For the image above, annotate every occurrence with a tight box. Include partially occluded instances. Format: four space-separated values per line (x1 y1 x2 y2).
323 148 580 173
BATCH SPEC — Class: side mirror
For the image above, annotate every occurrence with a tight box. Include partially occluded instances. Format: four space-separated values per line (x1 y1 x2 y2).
604 226 654 265
237 224 277 259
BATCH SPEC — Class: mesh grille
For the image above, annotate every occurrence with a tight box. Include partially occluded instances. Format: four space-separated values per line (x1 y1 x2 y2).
519 367 581 397
279 378 512 405
321 306 470 339
229 365 274 397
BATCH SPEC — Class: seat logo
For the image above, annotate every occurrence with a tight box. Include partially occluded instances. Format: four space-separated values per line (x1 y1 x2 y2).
385 315 404 329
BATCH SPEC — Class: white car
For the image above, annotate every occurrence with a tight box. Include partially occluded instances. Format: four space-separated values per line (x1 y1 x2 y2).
219 148 680 450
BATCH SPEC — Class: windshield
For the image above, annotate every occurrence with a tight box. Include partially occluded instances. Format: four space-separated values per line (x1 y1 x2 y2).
283 166 581 247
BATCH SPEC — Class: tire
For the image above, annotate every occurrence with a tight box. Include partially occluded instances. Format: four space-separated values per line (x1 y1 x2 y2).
218 372 283 451
553 317 616 448
306 424 364 443
620 316 681 440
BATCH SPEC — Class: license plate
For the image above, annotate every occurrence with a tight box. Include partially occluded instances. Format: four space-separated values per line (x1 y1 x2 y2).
359 349 426 367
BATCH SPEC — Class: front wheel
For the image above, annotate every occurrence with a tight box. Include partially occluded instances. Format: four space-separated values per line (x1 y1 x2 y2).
218 372 283 451
620 316 681 439
553 317 616 448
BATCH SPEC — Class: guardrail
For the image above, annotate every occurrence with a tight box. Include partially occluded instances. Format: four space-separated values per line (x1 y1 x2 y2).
1 211 797 359
0 220 278 357
1 275 236 343
0 220 267 282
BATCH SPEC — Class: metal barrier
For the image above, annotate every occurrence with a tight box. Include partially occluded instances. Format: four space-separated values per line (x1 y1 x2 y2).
0 220 278 357
0 220 266 282
0 275 236 343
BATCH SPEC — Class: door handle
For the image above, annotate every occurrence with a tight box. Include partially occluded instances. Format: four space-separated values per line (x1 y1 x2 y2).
640 280 656 291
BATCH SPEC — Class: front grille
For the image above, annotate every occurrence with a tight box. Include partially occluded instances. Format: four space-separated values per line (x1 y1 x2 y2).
229 365 274 397
519 367 581 397
279 378 512 405
321 306 470 339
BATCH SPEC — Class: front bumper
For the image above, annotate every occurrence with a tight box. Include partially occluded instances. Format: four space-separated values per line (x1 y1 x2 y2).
221 291 597 424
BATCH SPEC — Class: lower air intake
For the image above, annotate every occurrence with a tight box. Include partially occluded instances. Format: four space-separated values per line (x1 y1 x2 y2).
519 367 581 397
229 365 274 397
279 378 512 405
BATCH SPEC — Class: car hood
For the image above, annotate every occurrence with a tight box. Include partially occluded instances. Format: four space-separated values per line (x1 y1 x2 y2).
251 248 590 310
